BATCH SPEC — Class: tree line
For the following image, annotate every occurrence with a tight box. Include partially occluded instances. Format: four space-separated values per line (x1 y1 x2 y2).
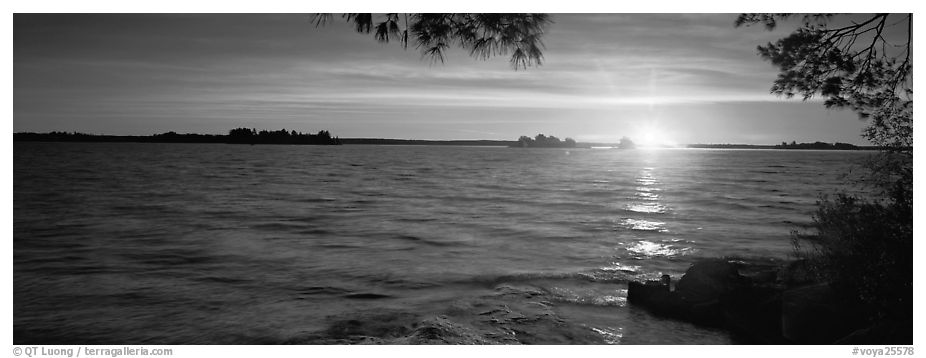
14 128 342 145
513 134 577 148
226 128 340 145
775 141 859 150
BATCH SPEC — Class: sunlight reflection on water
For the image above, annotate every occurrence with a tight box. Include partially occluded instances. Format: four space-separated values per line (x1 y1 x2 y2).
626 202 668 214
14 143 866 344
591 326 624 344
626 240 691 259
627 167 668 213
619 218 667 232
600 262 641 273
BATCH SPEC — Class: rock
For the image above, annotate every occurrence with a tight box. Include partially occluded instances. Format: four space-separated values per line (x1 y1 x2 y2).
628 258 786 342
322 312 417 341
404 316 497 344
627 280 668 302
781 283 867 343
627 259 745 326
673 259 748 326
721 283 785 343
675 259 744 304
290 311 507 344
744 268 779 284
835 318 913 345
734 257 783 284
627 257 909 344
777 259 816 286
627 280 684 318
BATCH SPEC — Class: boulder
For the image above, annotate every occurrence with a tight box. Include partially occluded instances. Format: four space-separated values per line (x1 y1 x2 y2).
627 257 908 344
628 258 787 341
627 280 684 318
781 283 867 343
674 259 749 326
721 283 785 343
777 259 816 286
835 318 913 345
628 259 746 327
675 259 744 304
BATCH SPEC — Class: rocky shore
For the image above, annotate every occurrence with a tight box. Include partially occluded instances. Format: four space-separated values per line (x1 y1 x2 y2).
286 284 611 344
627 258 912 344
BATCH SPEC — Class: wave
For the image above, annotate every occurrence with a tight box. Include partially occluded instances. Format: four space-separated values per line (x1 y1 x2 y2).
391 234 468 247
15 144 862 344
448 268 639 289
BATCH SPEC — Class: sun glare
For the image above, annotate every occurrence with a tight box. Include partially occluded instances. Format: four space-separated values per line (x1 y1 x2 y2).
635 124 677 148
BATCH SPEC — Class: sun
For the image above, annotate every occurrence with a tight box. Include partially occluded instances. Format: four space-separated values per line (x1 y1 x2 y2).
634 124 677 148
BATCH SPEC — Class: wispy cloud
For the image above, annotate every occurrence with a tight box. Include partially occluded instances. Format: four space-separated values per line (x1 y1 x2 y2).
14 13 876 144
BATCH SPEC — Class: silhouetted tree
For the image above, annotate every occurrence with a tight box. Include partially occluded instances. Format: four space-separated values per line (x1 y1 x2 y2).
618 136 635 149
313 13 551 70
225 127 340 145
511 133 575 148
737 13 911 150
741 14 912 326
776 141 860 150
228 127 256 144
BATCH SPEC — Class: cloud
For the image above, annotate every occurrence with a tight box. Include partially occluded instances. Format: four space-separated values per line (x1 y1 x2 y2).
13 13 875 144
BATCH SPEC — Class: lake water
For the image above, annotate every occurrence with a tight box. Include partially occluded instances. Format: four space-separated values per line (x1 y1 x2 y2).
13 142 871 344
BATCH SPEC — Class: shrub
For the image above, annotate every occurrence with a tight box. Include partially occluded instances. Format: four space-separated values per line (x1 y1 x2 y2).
792 153 912 321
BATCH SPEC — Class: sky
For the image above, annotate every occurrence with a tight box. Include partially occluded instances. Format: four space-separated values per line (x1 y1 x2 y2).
13 13 898 145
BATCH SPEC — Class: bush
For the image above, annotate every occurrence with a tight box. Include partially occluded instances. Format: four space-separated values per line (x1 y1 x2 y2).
792 153 912 322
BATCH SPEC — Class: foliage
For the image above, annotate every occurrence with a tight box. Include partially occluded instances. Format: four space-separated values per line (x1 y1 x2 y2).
13 129 343 145
314 13 552 70
617 136 635 149
737 13 912 150
790 149 911 323
742 14 914 322
792 182 911 320
792 152 912 322
515 134 576 148
227 128 340 145
775 141 858 150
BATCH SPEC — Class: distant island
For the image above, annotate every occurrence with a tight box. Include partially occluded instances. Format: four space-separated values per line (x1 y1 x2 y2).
511 134 577 148
687 141 880 150
687 144 776 149
339 138 516 146
616 136 636 149
14 128 342 145
226 128 340 145
511 135 635 149
774 141 859 150
14 131 884 151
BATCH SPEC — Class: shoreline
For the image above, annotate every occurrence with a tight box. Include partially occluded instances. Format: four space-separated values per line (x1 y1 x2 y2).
14 137 880 151
627 258 912 344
